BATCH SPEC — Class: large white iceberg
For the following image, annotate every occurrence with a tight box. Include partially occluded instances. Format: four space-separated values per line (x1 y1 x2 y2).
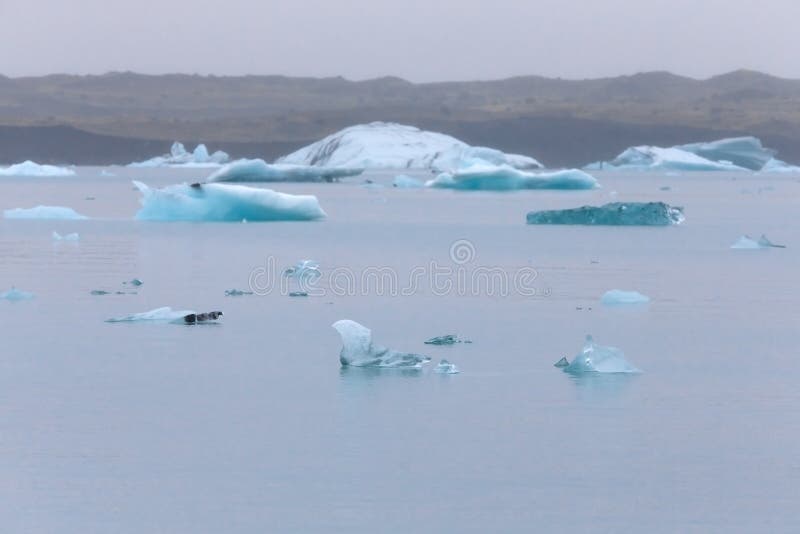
332 319 431 368
527 202 684 226
278 122 542 172
0 160 75 176
133 181 326 222
560 335 640 374
427 164 598 191
129 142 230 168
588 137 795 172
207 158 362 183
4 206 89 220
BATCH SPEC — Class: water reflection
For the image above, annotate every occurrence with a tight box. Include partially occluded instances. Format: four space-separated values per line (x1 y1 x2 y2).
565 372 640 402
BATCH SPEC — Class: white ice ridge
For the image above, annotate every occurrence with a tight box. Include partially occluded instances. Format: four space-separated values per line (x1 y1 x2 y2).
207 159 363 183
277 122 543 172
427 164 599 191
0 161 75 176
559 335 640 374
4 206 89 220
332 319 432 368
133 181 326 222
600 290 651 305
128 141 230 167
586 137 795 172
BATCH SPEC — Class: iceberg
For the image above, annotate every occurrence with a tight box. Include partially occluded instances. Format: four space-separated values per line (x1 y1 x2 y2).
133 181 326 222
283 260 321 281
590 137 785 172
52 231 80 241
208 158 362 183
559 335 640 374
434 359 460 374
106 307 222 324
278 122 542 172
129 141 230 168
0 160 75 177
332 319 431 368
5 206 89 220
392 175 424 188
0 287 35 301
427 164 598 191
225 289 253 296
527 202 684 226
761 159 800 174
424 334 471 345
677 137 775 171
730 234 786 249
601 290 651 305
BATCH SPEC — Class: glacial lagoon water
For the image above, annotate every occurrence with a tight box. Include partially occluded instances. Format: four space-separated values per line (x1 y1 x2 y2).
1 167 799 532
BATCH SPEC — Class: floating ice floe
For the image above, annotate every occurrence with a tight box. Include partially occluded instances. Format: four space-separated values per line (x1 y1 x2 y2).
133 181 326 222
0 287 35 301
426 164 599 191
332 319 431 368
730 234 786 249
760 159 800 174
434 359 460 374
129 142 229 167
424 334 471 345
527 202 684 226
225 289 253 296
392 175 424 188
207 158 363 183
558 335 640 374
4 206 89 220
586 137 785 172
52 231 80 241
601 290 651 306
278 122 542 172
106 307 222 324
124 278 144 286
0 160 75 177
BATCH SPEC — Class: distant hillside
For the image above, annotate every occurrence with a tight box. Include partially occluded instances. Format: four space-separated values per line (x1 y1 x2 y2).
1 70 799 166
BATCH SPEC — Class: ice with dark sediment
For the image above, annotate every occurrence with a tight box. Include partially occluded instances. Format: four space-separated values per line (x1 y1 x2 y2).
332 320 431 368
527 202 684 226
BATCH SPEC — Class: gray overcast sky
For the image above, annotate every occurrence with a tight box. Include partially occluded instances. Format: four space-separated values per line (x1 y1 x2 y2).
1 0 798 81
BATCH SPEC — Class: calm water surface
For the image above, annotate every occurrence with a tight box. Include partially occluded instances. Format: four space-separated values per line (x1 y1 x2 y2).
0 167 798 532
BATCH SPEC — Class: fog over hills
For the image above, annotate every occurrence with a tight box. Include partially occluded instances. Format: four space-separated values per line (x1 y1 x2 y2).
1 70 799 166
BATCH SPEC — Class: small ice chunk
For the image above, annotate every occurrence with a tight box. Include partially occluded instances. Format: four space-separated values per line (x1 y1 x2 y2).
424 334 460 345
5 206 89 220
332 319 431 368
527 202 684 226
284 260 321 280
225 289 253 296
52 231 80 241
731 234 786 249
0 287 35 301
289 291 309 297
601 290 651 306
90 290 111 296
123 278 144 286
553 357 570 368
434 359 460 374
561 335 640 374
393 175 424 188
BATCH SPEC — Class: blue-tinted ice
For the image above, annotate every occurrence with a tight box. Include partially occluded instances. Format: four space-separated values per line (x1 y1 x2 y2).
332 319 431 368
527 202 684 226
560 335 640 374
